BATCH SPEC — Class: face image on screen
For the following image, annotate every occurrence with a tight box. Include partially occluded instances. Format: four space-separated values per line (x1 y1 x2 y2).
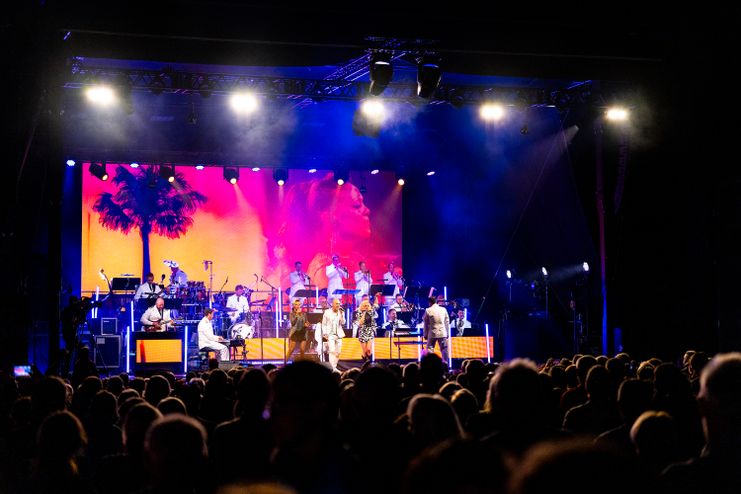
81 165 402 295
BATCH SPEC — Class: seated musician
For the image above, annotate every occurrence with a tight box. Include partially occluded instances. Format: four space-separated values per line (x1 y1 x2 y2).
388 294 411 314
198 308 229 361
134 272 162 301
140 297 174 331
380 308 409 337
226 284 250 324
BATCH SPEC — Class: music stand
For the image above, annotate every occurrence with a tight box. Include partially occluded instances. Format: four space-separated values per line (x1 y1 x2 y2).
294 289 316 300
370 284 395 298
112 277 139 291
397 311 414 326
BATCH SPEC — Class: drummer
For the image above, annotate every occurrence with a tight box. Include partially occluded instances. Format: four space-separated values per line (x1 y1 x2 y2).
226 284 251 324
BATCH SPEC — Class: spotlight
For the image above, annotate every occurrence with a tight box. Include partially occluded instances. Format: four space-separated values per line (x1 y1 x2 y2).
66 159 75 167
369 52 393 96
582 262 590 272
85 85 116 106
89 162 108 181
506 270 512 279
273 168 288 186
397 178 405 186
251 167 260 172
541 267 548 277
223 167 239 185
417 57 442 98
426 170 435 176
230 93 258 114
360 99 385 121
370 169 380 175
308 168 317 174
130 162 139 168
334 169 348 185
195 165 205 170
480 103 505 121
159 165 175 183
605 107 629 121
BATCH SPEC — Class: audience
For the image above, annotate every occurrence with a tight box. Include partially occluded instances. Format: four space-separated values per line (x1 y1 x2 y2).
1 349 736 494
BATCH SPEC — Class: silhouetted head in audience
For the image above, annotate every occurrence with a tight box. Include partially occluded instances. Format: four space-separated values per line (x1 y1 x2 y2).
117 388 140 406
689 352 710 380
408 394 462 449
90 390 118 424
106 375 124 396
32 376 67 423
145 414 207 488
439 381 463 401
353 366 400 425
217 482 298 494
510 439 644 494
118 397 146 425
630 410 678 472
549 365 566 389
403 438 507 494
419 353 446 392
235 368 270 419
585 365 612 402
451 388 479 428
617 378 653 427
486 358 543 425
698 352 741 449
123 402 162 458
564 365 579 388
129 377 146 395
36 410 87 477
575 355 598 386
270 360 339 446
157 396 187 416
144 375 171 406
637 363 654 381
682 350 697 368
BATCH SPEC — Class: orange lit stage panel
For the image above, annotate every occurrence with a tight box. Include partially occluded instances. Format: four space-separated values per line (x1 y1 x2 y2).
135 339 183 363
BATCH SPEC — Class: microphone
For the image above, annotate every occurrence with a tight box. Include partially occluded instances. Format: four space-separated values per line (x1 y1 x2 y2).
203 260 209 271
160 274 166 283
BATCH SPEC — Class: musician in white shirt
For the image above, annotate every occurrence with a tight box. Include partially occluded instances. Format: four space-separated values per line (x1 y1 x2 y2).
226 285 251 323
325 254 349 300
140 297 174 331
353 261 372 306
454 309 472 336
320 298 345 372
169 263 188 286
382 261 403 305
423 296 450 363
388 294 411 314
134 272 162 300
381 308 409 337
198 308 229 361
289 261 310 303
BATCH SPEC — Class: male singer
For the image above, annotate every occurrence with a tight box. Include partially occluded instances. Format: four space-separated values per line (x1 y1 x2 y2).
140 297 174 331
353 261 372 306
289 261 310 304
134 272 162 301
320 297 345 372
198 308 229 361
423 295 450 364
226 285 250 324
325 254 349 301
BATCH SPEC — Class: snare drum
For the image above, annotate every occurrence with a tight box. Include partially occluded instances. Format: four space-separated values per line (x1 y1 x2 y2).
230 323 254 339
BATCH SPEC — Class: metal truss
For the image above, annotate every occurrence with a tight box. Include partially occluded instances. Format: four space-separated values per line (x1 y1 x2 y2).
65 57 593 108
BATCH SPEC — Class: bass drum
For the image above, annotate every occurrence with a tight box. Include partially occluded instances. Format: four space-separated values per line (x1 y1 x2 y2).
230 323 254 340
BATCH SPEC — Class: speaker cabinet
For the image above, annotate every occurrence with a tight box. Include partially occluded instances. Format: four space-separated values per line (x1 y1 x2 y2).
94 335 121 369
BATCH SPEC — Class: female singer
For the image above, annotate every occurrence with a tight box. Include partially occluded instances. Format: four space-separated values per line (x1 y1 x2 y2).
353 299 378 361
286 299 310 362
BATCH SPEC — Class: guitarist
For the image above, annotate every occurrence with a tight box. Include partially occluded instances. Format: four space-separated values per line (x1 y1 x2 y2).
140 297 174 331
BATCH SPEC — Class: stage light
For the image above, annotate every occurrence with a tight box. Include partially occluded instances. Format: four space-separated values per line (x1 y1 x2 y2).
223 167 239 185
480 103 505 121
230 92 258 114
66 159 75 167
370 169 380 175
417 57 442 98
129 162 139 168
605 107 629 121
583 262 590 272
251 167 260 172
89 162 108 181
85 85 116 106
369 53 393 96
308 168 317 173
397 178 405 186
361 99 386 120
541 267 548 277
159 165 175 183
334 169 348 185
195 165 204 170
506 270 512 279
273 168 288 186
426 170 435 176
